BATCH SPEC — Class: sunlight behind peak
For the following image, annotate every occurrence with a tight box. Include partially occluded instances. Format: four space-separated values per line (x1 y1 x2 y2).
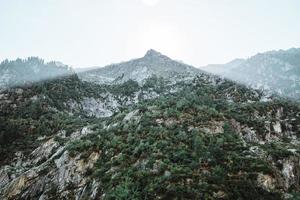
141 0 160 6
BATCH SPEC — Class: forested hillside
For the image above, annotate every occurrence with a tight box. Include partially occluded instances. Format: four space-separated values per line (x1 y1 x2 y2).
0 71 299 199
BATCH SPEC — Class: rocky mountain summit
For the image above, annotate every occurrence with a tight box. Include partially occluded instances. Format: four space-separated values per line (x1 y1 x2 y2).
79 49 201 84
202 48 300 100
0 51 300 199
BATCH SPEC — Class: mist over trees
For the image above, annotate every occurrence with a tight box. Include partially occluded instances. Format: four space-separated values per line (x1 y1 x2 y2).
0 57 73 88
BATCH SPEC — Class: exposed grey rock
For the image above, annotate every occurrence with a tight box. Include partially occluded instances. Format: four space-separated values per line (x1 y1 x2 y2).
123 109 140 122
282 158 297 189
78 49 202 85
257 173 276 192
242 128 259 143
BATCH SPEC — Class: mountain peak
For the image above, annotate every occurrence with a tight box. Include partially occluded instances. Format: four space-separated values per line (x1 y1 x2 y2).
144 49 163 58
80 48 201 84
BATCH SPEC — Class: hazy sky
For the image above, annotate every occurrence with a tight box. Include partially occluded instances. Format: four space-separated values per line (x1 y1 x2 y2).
1 0 300 68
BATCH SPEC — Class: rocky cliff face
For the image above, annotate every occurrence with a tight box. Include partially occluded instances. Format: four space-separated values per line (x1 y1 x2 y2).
0 127 101 200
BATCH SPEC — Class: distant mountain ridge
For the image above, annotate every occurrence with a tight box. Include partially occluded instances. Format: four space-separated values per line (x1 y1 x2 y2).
78 49 202 84
202 48 300 99
2 48 300 101
0 57 74 89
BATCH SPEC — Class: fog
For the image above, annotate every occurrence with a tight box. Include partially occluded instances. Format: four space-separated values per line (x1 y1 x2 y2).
1 0 300 68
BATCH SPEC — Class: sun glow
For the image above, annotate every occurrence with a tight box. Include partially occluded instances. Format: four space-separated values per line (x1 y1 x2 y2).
141 0 160 6
134 23 187 59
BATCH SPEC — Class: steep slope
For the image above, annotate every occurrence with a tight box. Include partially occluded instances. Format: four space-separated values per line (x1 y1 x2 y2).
202 48 300 99
0 57 74 89
0 54 300 199
79 49 202 84
0 74 173 161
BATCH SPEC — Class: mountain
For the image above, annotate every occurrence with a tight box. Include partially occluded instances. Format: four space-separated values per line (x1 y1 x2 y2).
202 58 245 75
0 52 300 199
0 57 74 89
79 49 202 84
74 66 100 73
202 48 300 99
